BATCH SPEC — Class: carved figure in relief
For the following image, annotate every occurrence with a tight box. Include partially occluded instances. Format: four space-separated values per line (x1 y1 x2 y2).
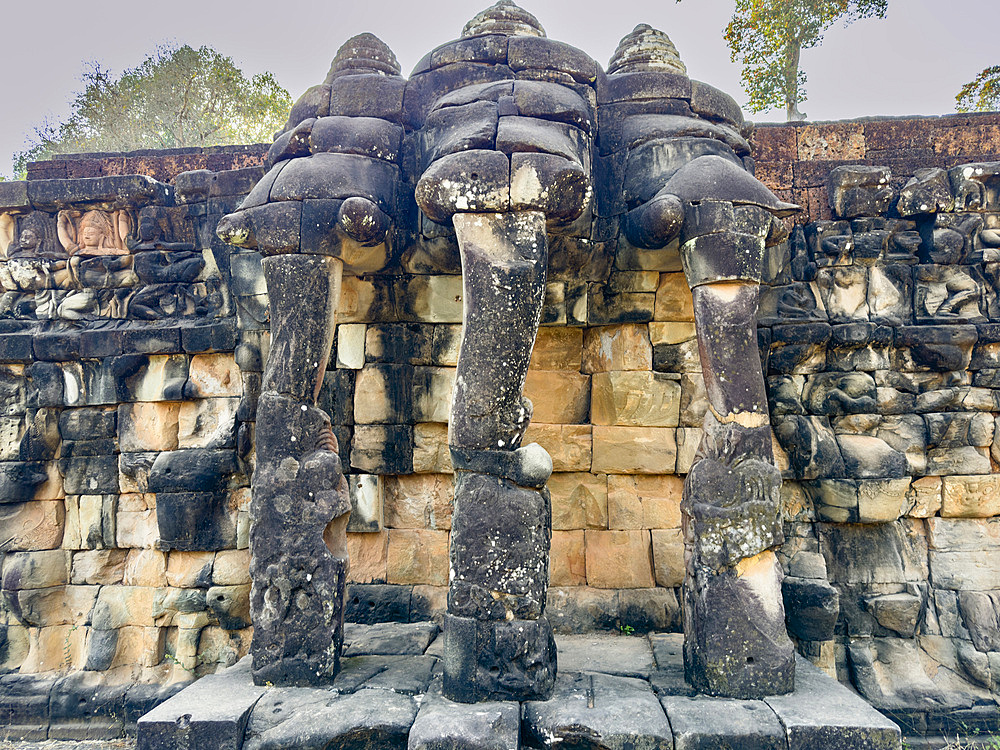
58 209 130 256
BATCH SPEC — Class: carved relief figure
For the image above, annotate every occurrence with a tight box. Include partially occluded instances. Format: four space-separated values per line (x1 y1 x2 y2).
58 209 130 256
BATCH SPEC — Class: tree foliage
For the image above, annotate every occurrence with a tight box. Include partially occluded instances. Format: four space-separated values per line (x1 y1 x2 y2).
15 45 291 176
956 66 1000 113
706 0 888 120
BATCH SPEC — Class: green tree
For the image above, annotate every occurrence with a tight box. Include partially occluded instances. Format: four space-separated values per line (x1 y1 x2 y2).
14 45 291 176
701 0 888 121
956 66 1000 113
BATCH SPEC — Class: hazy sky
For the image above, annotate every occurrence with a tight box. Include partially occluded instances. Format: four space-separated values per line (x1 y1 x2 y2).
1 0 995 176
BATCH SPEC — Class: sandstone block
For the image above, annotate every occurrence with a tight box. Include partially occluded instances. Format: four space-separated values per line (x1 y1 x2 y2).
592 426 676 474
654 272 694 322
337 275 377 323
355 364 414 424
347 530 388 584
546 586 620 633
926 446 991 476
907 476 942 518
524 370 591 424
20 623 87 672
591 371 680 427
582 324 652 373
674 427 701 474
679 372 708 427
71 549 127 585
186 353 242 398
942 475 1000 518
112 625 165 669
400 275 464 323
413 423 453 473
129 355 189 402
523 424 592 472
798 123 865 161
383 473 453 530
857 478 911 523
116 508 158 549
387 529 449 586
124 549 168 587
549 472 608 530
2 549 69 589
0 500 64 550
213 549 251 585
607 474 682 530
178 398 239 449
118 402 180 452
12 584 98 627
926 518 1000 590
652 528 684 587
585 529 655 589
347 474 383 533
530 327 583 371
412 366 455 424
93 585 156 628
550 530 586 586
336 323 366 369
165 551 215 588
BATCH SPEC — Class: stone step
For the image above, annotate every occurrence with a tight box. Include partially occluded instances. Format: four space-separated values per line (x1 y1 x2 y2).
135 626 903 750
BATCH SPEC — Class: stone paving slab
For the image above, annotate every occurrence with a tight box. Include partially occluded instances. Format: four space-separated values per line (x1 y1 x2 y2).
343 621 440 656
136 657 265 750
663 694 786 750
765 655 902 750
555 632 654 678
134 625 902 750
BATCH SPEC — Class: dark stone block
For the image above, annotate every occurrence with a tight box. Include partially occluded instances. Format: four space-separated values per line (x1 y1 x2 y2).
79 328 125 358
156 492 236 551
442 613 556 703
60 455 119 494
600 71 692 105
0 461 50 503
449 472 550 621
0 333 34 362
507 36 598 84
0 181 29 212
207 585 251 629
783 576 840 641
690 80 744 127
147 449 237 493
403 63 515 128
121 327 183 355
26 361 63 408
59 438 116 458
343 621 438 657
85 628 119 671
33 332 80 361
524 671 673 750
346 584 411 623
59 407 116 440
663 694 785 750
408 694 520 750
27 175 170 211
764 655 901 750
180 320 238 353
350 424 413 475
365 323 433 365
329 73 406 123
137 658 266 750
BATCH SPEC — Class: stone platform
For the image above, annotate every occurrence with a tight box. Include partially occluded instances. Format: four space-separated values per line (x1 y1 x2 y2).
137 623 901 750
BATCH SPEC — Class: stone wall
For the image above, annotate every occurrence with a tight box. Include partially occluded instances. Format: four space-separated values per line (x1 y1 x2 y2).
1 115 999 738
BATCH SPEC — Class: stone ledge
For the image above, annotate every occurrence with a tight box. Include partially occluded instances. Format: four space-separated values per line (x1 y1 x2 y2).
133 624 903 750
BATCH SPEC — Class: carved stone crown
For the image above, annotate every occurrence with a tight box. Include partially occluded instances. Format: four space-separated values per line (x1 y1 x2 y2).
608 23 687 76
326 32 401 79
462 0 546 39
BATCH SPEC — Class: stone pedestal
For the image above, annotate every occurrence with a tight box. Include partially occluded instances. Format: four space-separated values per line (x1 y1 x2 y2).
443 212 557 702
249 254 351 686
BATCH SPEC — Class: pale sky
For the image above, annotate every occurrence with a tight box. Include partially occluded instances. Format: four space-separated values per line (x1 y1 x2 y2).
0 0 995 177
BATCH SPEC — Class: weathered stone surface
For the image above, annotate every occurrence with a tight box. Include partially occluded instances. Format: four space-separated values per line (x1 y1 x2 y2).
408 692 520 750
443 613 556 703
523 671 672 750
343 621 439 657
765 655 901 749
663 694 786 750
